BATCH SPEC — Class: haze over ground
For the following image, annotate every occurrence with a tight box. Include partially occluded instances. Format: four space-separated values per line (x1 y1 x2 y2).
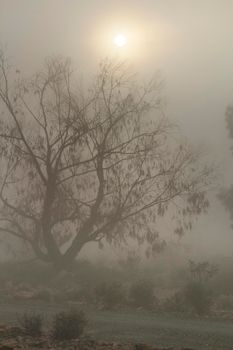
0 0 233 257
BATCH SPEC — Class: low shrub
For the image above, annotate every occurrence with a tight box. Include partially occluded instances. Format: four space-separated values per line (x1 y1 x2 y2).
57 288 81 302
184 281 213 316
51 309 87 341
216 294 233 311
0 261 54 286
18 312 43 337
162 291 187 313
129 279 156 310
34 289 52 302
94 281 125 309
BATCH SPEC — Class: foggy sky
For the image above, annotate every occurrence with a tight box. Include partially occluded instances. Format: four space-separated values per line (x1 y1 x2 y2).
1 0 233 256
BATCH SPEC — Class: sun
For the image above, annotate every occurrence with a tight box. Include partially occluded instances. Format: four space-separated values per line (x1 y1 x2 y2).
113 34 127 47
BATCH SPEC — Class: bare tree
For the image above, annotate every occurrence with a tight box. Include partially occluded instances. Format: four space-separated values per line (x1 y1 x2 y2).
0 52 212 269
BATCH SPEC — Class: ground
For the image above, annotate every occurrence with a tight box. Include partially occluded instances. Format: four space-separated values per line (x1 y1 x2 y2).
0 301 233 349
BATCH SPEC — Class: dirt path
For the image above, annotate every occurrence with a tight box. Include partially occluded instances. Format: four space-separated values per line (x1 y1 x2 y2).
0 302 233 349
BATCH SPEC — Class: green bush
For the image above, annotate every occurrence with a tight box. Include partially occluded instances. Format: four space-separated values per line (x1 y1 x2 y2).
18 312 43 337
184 281 213 316
51 309 87 341
129 279 156 310
94 281 125 309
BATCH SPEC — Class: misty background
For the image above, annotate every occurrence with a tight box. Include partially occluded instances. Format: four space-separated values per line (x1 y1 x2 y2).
1 0 233 258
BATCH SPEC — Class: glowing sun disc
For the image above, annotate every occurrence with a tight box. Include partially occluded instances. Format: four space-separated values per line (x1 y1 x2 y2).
114 34 127 47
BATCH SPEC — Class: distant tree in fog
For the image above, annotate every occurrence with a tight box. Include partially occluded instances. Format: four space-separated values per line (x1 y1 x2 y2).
219 105 233 227
0 51 213 269
188 260 218 283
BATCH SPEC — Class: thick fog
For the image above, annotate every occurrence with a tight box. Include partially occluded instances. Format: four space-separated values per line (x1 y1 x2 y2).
1 0 233 258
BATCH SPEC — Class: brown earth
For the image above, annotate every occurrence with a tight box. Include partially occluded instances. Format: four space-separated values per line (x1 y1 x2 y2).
0 324 193 350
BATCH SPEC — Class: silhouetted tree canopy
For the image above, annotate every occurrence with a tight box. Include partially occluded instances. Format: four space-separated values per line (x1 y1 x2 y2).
0 51 212 268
